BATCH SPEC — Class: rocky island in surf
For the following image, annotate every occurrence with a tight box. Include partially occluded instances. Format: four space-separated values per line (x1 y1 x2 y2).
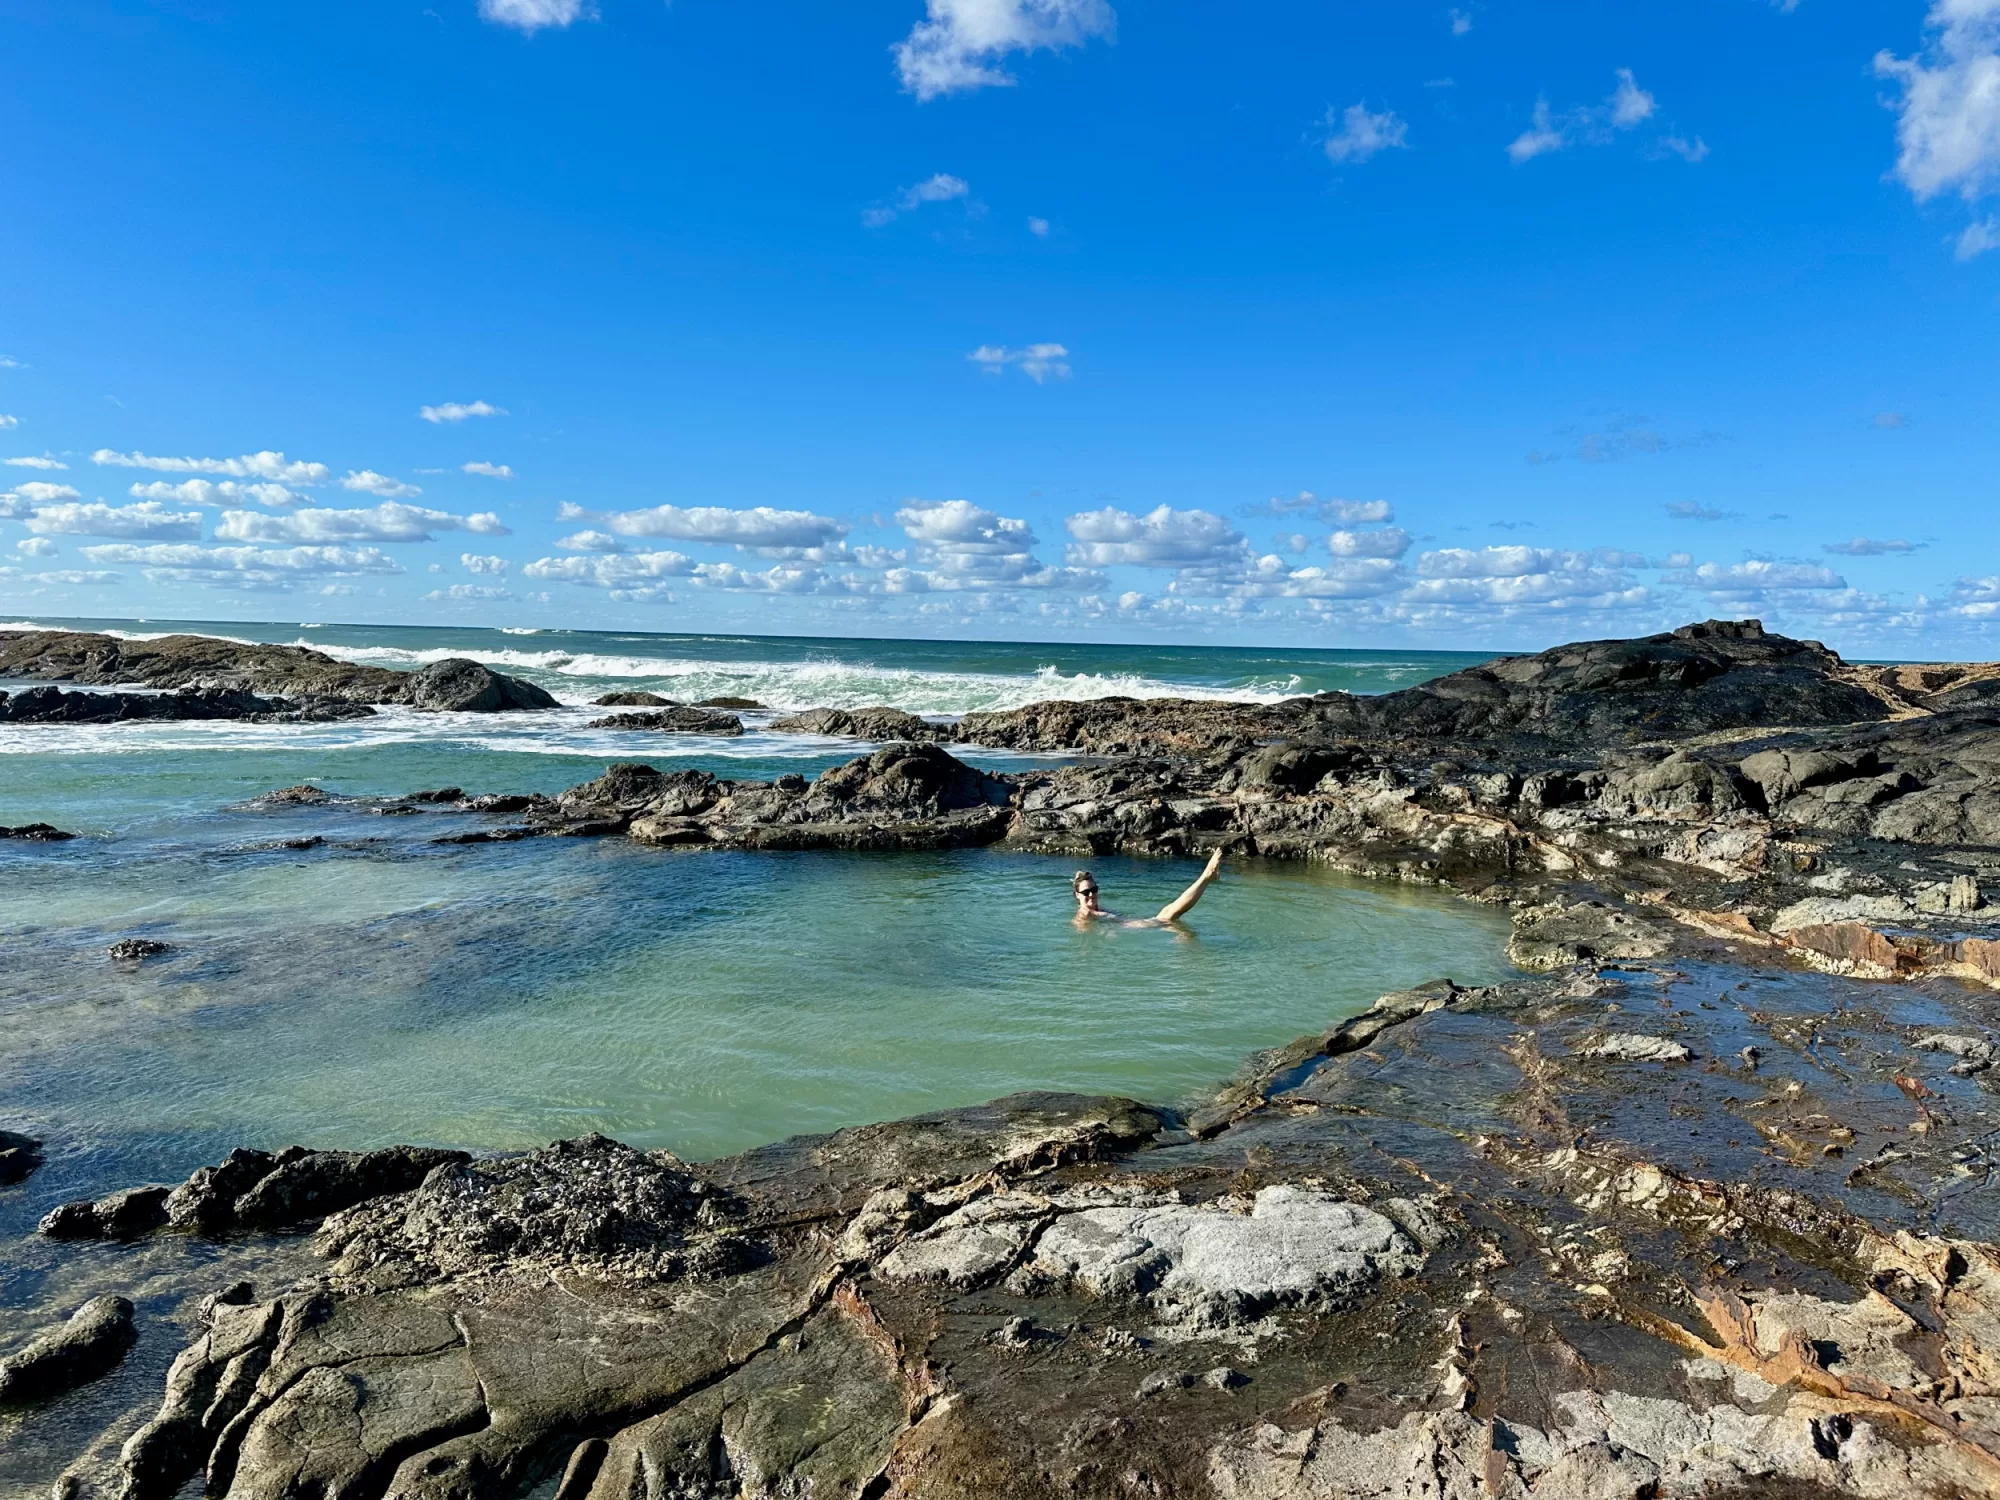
11 618 2000 1497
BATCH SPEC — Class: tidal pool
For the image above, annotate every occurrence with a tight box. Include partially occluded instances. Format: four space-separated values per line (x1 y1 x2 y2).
0 817 1516 1174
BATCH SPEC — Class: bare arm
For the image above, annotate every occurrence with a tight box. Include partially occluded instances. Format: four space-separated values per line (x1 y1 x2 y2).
1153 847 1225 923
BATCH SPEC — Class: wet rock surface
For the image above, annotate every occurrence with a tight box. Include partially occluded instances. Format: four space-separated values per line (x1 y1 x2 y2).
587 706 745 734
0 822 74 841
768 705 950 742
0 1131 43 1185
0 630 554 711
406 657 560 712
0 685 374 724
28 616 2000 1497
0 1298 136 1406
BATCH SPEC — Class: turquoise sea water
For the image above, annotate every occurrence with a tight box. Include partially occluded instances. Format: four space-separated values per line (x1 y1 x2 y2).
0 618 1512 1182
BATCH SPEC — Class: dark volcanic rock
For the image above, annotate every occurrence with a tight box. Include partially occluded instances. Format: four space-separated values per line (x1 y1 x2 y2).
697 695 763 709
107 938 171 962
230 1144 472 1230
0 684 373 724
0 629 408 702
406 657 559 712
0 1129 43 1184
0 1297 136 1405
260 783 329 804
769 705 949 742
0 822 74 841
40 1185 172 1240
959 695 1296 755
592 691 677 707
587 707 745 735
1308 617 1893 742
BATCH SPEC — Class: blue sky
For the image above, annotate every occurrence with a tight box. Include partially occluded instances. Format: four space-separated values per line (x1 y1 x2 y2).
2 0 1997 653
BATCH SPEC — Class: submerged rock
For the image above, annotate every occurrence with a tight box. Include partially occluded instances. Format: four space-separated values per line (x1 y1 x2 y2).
593 691 677 707
107 938 171 962
0 1297 136 1405
769 705 948 742
0 1129 43 1184
0 822 74 841
587 707 745 735
406 657 559 712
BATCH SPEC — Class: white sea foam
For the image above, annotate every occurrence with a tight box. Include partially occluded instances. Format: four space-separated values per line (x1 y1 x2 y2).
281 640 1296 714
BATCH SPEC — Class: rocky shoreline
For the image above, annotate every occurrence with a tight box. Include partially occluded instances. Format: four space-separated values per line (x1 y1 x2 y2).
10 617 2000 1498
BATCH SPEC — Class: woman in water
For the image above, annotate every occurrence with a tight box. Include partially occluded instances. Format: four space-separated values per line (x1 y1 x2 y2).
1072 846 1226 927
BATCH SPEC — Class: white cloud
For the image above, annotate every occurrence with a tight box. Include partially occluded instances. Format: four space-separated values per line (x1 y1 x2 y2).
559 501 847 551
863 173 972 227
0 357 20 369
557 529 626 552
1449 8 1472 34
1876 0 2000 202
1328 527 1412 560
478 0 588 33
1246 492 1394 524
1065 505 1247 569
129 479 303 509
1825 537 1922 556
692 561 850 594
1660 134 1710 162
427 583 516 602
80 543 404 591
215 502 508 545
894 0 1116 101
967 342 1071 381
462 553 511 575
341 469 423 499
26 500 203 540
12 481 82 504
419 400 507 423
16 537 57 557
1323 104 1410 164
0 417 16 431
91 449 331 484
1508 69 1663 162
523 549 693 603
463 461 515 479
1958 217 2000 258
4 456 65 469
1027 216 1051 236
1672 559 1848 592
894 497 1101 590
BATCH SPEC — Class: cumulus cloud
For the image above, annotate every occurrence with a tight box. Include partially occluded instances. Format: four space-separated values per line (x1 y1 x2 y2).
863 173 971 226
894 498 1101 590
1665 501 1739 522
0 417 17 431
1450 8 1473 34
1875 1 2000 202
462 461 514 479
1825 537 1923 556
478 0 588 32
1065 505 1248 570
420 400 507 423
16 537 58 557
1328 527 1412 560
523 549 693 603
1671 559 1848 592
79 543 405 591
129 479 302 509
11 481 82 504
1028 216 1051 236
967 343 1072 382
556 530 625 552
4 456 65 469
894 0 1116 101
1323 104 1409 164
341 469 423 499
25 501 202 540
92 450 331 484
214 502 508 545
1508 69 1665 162
462 554 511 575
427 583 516 602
558 501 847 553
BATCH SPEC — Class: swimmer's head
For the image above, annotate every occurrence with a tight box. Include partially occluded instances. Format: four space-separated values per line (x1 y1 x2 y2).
1072 870 1100 911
